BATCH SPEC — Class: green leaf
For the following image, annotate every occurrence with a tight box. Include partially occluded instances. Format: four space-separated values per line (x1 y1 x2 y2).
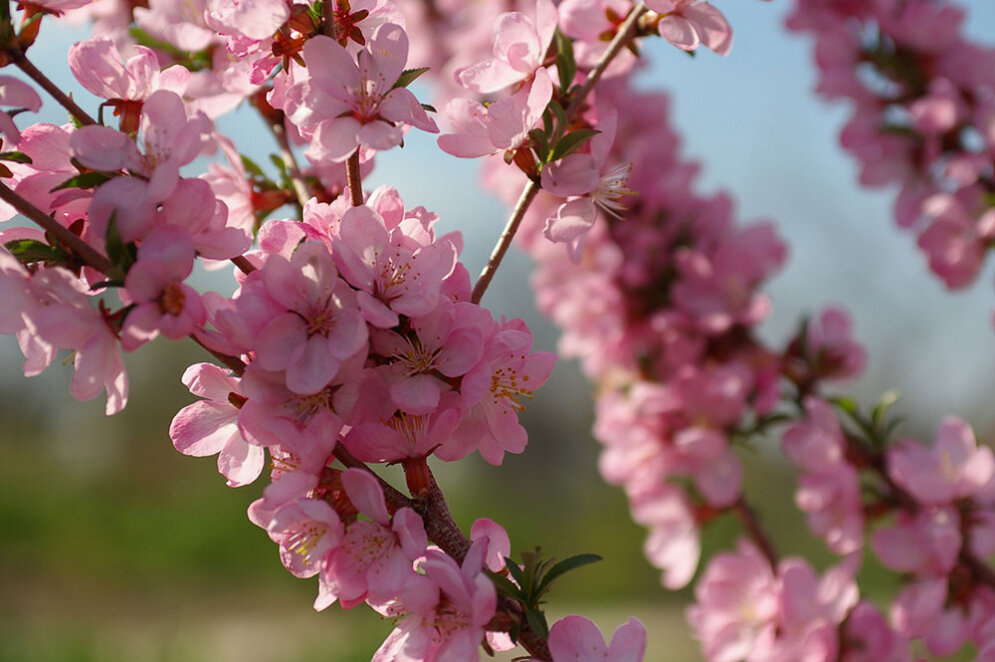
870 390 901 427
392 66 431 89
307 0 323 24
555 29 577 93
504 557 526 587
50 171 113 192
528 128 550 163
104 212 136 279
525 608 549 640
240 154 266 179
486 570 523 601
548 100 569 146
829 395 860 419
541 108 553 137
549 128 600 162
0 150 31 164
269 154 290 183
536 553 602 598
421 103 437 113
3 238 66 265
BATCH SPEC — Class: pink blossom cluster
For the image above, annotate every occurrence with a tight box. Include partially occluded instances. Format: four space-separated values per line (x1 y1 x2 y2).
778 400 995 660
4 0 995 660
0 2 657 658
688 541 864 662
423 0 733 257
514 82 794 590
788 0 995 291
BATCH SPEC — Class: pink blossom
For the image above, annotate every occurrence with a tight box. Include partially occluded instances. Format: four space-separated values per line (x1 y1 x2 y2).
871 507 961 576
22 268 128 415
887 417 995 506
840 602 906 662
342 393 462 464
541 111 635 260
455 0 557 94
373 540 496 662
120 225 206 350
69 37 189 102
647 1 733 56
802 307 866 381
438 68 553 159
0 76 43 144
169 362 262 487
253 241 368 395
332 203 458 327
204 0 289 41
687 540 779 662
470 518 510 573
544 615 647 662
72 90 212 242
446 316 556 465
631 484 701 590
267 496 344 578
370 299 485 414
316 468 427 610
283 24 437 164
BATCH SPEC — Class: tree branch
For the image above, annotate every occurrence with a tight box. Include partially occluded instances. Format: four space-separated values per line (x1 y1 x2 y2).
12 52 96 126
0 180 112 274
346 149 363 206
471 3 648 304
471 179 539 304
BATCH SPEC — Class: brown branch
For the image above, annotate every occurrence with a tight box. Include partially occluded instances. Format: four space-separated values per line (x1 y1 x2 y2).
471 4 648 305
230 255 256 275
731 498 779 570
0 180 113 274
12 52 96 126
471 179 539 304
268 120 311 208
190 335 246 375
564 4 648 119
346 149 363 206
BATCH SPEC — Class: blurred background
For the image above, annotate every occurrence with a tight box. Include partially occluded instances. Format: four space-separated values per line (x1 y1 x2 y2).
3 1 995 660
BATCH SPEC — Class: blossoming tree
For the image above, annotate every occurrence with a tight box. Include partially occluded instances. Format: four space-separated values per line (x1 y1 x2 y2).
2 0 995 660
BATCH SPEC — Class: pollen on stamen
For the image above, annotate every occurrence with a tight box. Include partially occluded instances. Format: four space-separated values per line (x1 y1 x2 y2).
595 162 637 218
287 522 327 564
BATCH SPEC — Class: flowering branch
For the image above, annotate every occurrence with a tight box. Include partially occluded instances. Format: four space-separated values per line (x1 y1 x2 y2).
731 497 778 570
11 52 96 126
471 4 649 304
471 180 539 304
0 180 112 274
564 3 648 118
268 119 311 208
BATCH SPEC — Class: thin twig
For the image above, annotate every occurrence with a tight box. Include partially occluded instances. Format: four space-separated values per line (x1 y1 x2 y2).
471 3 648 304
471 179 539 304
333 446 415 513
346 149 363 206
230 254 256 275
565 4 648 119
0 180 112 273
268 120 311 208
12 52 96 126
731 498 779 570
191 336 246 375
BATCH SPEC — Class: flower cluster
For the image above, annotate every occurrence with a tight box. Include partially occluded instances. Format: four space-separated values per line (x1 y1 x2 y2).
2 0 995 660
0 1 652 658
788 0 995 291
